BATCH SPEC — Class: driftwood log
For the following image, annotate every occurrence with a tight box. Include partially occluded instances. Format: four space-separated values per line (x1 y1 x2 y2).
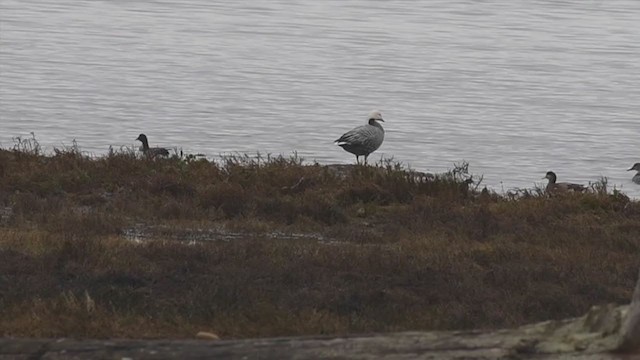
1 270 638 360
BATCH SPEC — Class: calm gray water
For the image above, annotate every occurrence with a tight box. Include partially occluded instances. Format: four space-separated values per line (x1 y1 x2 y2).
1 0 639 196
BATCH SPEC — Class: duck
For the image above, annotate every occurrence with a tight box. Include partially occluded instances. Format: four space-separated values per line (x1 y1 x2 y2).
628 163 640 184
335 110 385 165
543 171 586 193
136 134 170 158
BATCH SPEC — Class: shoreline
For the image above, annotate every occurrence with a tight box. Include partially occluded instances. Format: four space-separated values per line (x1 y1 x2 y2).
0 148 638 342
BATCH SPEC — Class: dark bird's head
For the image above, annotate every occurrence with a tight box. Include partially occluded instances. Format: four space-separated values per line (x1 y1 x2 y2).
628 163 640 172
367 110 384 125
544 171 557 183
136 134 147 143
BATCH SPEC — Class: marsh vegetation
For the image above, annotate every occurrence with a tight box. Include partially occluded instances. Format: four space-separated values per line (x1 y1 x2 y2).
0 138 638 339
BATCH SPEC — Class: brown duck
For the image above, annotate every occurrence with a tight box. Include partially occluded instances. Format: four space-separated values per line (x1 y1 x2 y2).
136 134 170 158
543 171 586 193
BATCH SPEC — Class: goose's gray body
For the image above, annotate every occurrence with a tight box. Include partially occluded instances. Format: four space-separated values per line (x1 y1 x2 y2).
544 171 586 193
136 134 169 158
628 163 640 184
335 110 385 164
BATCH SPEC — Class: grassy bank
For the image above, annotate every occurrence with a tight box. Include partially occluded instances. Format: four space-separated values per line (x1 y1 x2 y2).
0 144 638 339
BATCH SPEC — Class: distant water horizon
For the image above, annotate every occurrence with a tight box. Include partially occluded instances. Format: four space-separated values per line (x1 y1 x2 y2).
1 0 639 197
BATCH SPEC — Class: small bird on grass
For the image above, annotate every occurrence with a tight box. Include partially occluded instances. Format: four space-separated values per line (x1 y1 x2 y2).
136 134 170 158
543 171 586 194
335 110 385 165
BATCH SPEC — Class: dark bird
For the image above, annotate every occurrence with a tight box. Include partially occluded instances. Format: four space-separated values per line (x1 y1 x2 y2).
136 134 169 158
543 171 586 193
335 110 385 165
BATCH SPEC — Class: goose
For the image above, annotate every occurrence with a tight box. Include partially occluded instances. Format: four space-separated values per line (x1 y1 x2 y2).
335 110 385 165
543 171 586 193
136 134 170 158
628 163 640 184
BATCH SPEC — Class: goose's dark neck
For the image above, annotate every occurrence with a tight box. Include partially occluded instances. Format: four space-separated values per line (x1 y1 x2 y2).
139 138 149 150
368 119 383 129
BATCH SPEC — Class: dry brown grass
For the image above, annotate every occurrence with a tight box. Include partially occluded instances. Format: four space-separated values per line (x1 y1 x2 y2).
0 145 638 339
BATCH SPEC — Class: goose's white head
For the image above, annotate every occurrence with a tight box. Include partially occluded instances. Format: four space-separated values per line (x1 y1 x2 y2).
367 110 384 124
